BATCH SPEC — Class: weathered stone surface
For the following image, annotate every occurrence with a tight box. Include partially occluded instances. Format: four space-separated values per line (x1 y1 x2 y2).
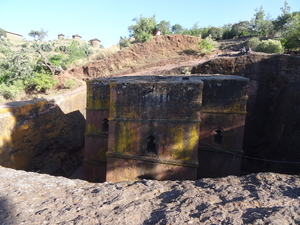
0 86 86 177
1 167 300 224
84 75 249 182
107 76 203 182
193 53 300 174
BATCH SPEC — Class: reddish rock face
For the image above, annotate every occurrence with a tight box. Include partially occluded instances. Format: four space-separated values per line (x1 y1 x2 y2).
84 75 249 182
194 54 300 174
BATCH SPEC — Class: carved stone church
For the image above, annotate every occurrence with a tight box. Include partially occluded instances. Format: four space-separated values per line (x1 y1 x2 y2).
83 75 249 182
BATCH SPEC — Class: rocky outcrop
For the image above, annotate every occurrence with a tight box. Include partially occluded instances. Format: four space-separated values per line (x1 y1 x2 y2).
193 53 300 174
0 167 300 224
0 86 86 177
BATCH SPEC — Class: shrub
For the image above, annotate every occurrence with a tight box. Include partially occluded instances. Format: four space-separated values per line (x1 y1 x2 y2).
207 27 223 40
49 54 64 67
198 37 216 54
255 39 284 54
0 80 24 100
247 37 261 49
27 72 57 92
40 43 52 52
58 45 68 53
0 52 34 84
80 44 94 57
21 43 29 48
119 37 131 49
64 79 77 89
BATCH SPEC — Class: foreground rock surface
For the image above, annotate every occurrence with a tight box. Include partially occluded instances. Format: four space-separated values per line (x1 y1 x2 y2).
0 167 300 224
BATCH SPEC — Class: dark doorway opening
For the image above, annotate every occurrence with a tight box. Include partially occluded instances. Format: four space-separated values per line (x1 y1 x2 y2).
102 118 109 133
213 129 223 144
146 135 157 154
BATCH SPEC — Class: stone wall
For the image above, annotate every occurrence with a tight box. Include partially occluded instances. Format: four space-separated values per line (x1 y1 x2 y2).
193 53 300 174
84 75 249 182
0 86 86 176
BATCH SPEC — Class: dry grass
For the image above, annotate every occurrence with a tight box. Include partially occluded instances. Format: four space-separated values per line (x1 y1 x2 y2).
66 45 120 69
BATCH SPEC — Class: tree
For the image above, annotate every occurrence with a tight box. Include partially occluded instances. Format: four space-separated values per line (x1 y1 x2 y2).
284 12 300 49
251 6 274 37
273 1 292 36
230 21 251 37
207 27 223 40
222 24 233 39
171 24 184 34
157 20 171 35
28 28 48 42
252 6 265 35
128 15 156 42
189 23 202 37
0 28 6 38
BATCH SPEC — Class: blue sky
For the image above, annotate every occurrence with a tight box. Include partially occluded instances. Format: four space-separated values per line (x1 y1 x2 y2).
0 0 299 47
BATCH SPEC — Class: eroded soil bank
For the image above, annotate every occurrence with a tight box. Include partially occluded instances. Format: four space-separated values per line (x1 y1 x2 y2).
0 167 299 224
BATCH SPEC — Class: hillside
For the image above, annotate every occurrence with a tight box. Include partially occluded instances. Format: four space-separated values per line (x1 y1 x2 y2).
0 34 251 104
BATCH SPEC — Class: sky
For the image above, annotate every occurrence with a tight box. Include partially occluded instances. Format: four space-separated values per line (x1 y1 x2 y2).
0 0 299 47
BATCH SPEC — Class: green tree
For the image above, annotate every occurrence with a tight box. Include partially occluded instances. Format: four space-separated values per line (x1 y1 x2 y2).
222 24 233 39
189 23 202 37
273 1 292 36
0 51 34 84
0 28 6 38
28 28 48 42
230 21 251 37
157 20 171 35
251 6 274 37
207 27 223 40
128 15 156 42
171 24 184 34
284 12 300 49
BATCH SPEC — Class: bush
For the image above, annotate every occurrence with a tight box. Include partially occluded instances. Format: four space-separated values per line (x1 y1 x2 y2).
207 27 223 40
119 37 131 49
40 43 52 52
255 39 284 54
58 45 68 53
247 37 261 49
0 52 34 84
0 80 24 100
27 72 57 92
49 54 64 67
80 44 94 57
21 43 29 48
64 79 76 89
198 37 216 54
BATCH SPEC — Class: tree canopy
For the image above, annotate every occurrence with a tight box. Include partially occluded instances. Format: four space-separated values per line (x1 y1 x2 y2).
128 15 157 42
28 28 48 42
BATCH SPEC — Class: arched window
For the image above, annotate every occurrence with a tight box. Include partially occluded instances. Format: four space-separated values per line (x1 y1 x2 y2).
146 135 157 154
102 118 109 133
213 129 223 145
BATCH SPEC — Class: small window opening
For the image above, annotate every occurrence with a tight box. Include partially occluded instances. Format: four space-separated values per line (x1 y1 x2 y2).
102 118 109 133
146 135 157 154
213 129 223 144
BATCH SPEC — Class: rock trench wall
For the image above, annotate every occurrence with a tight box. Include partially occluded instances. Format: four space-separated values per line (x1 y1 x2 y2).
0 86 86 177
193 53 300 174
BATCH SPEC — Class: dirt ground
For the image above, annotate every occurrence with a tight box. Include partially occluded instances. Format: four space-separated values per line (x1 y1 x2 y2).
1 167 300 225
